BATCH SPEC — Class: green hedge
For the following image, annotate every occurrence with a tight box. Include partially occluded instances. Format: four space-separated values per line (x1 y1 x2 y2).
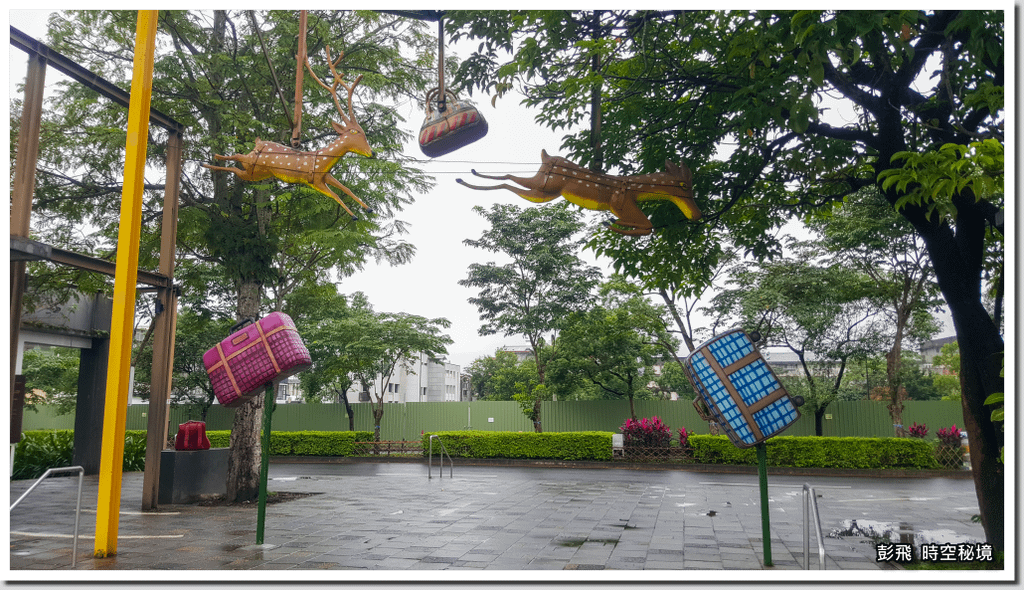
14 429 376 480
424 431 612 461
689 434 941 470
206 430 373 456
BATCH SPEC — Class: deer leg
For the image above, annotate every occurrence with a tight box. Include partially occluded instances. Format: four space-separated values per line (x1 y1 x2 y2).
308 180 359 219
324 174 373 213
202 162 249 179
608 190 654 235
605 223 654 237
466 168 551 188
455 179 560 204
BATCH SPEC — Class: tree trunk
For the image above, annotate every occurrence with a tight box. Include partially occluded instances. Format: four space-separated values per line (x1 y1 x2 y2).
898 189 1004 551
951 299 1003 552
814 405 826 437
225 279 263 502
628 393 636 421
532 399 543 433
885 306 910 437
372 400 384 442
337 388 355 431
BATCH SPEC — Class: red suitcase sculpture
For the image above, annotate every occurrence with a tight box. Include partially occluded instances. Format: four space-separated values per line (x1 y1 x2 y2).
203 312 312 408
174 421 211 451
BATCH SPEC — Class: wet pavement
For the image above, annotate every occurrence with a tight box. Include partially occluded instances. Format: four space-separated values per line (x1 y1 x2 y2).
8 460 994 581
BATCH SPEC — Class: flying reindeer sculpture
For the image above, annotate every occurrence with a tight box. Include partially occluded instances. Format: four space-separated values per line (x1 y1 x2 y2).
203 46 374 220
456 150 701 236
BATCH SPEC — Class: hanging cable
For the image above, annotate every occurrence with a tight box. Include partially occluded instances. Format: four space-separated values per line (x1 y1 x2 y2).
248 10 295 131
436 15 446 113
291 10 307 148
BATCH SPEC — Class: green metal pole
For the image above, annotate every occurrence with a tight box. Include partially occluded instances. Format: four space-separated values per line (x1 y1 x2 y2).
256 383 275 545
757 442 772 566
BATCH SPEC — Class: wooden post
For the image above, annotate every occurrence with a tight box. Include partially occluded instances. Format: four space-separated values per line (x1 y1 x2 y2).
10 51 46 398
94 10 158 558
141 129 183 511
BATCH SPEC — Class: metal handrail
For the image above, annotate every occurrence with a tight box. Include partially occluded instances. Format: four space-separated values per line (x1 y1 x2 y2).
802 483 826 570
427 435 453 479
11 466 85 568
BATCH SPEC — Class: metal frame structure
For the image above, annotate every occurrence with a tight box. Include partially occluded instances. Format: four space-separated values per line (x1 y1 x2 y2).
9 21 185 539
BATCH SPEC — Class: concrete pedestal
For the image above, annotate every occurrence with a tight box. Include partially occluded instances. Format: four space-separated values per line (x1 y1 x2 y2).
158 448 229 504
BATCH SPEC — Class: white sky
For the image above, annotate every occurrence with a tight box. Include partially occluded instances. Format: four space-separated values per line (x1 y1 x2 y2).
7 9 965 370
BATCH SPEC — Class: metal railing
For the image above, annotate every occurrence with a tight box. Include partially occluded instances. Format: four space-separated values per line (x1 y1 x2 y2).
11 466 85 568
427 435 453 479
802 483 826 570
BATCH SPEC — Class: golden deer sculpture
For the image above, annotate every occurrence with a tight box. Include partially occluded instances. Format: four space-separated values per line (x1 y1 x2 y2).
456 150 700 236
203 47 374 219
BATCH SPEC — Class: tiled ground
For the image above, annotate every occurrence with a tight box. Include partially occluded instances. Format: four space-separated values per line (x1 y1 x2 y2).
9 461 990 580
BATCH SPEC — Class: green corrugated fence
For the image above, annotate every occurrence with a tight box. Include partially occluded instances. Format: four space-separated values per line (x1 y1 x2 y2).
20 399 965 441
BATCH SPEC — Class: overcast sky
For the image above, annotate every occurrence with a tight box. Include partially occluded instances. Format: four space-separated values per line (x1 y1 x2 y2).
8 9 958 370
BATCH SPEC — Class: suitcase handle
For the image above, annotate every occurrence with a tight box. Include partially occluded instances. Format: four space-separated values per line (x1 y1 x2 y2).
229 316 258 334
424 87 461 117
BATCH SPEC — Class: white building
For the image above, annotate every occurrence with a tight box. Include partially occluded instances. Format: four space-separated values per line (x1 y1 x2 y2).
497 344 533 363
348 352 463 404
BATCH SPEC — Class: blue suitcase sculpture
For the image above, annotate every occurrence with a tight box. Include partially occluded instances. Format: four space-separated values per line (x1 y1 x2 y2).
683 329 801 448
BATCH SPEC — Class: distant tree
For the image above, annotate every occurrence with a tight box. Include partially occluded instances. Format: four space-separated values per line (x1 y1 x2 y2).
711 250 889 435
459 203 601 431
465 351 522 401
810 189 942 435
135 308 231 422
548 277 678 419
345 311 453 441
286 286 376 431
933 342 962 402
20 348 80 415
651 360 694 401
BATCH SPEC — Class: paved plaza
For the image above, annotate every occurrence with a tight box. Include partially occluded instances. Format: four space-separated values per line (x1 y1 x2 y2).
8 460 992 581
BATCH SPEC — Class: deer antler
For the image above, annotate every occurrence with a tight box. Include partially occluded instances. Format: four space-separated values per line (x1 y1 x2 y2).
305 45 362 124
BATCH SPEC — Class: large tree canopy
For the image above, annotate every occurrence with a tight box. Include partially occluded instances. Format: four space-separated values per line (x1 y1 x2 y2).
25 9 439 501
448 9 1004 550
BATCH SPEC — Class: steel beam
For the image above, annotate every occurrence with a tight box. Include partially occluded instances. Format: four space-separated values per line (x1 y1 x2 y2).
9 25 184 134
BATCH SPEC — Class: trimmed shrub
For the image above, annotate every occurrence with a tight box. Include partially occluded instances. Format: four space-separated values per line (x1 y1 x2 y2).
424 431 612 461
689 435 941 470
205 430 373 456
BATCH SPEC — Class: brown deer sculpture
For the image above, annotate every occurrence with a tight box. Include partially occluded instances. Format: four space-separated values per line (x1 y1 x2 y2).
203 47 374 219
456 150 700 236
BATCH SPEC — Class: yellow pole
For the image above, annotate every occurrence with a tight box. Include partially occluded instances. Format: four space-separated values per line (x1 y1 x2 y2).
94 10 159 558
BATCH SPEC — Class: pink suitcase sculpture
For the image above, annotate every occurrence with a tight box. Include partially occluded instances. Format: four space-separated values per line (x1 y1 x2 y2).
203 312 311 408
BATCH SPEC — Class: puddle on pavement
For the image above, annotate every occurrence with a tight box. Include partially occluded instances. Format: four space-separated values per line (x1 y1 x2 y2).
829 519 980 546
555 537 619 548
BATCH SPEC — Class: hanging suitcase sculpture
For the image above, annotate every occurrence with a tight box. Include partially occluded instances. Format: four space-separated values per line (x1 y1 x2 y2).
203 312 312 408
419 87 489 158
175 420 211 451
418 16 488 158
682 329 803 449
